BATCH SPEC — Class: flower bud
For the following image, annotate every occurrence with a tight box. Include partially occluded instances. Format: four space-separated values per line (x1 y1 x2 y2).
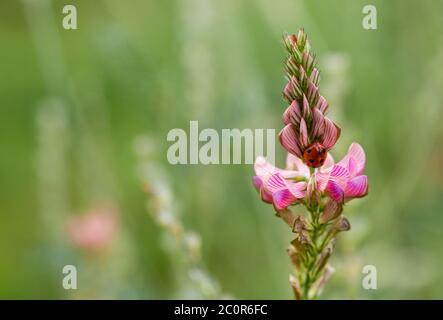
315 246 332 275
319 199 343 224
306 176 321 209
289 274 302 300
285 34 298 50
287 245 301 271
299 230 312 247
276 208 296 228
291 236 310 256
292 215 308 233
310 265 335 298
335 216 351 232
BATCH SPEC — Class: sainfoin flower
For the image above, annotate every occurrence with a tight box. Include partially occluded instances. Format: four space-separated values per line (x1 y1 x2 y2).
253 142 367 209
251 29 369 300
253 155 308 210
323 143 368 203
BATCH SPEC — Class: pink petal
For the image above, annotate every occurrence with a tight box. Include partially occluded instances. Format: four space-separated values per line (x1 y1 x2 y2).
263 172 306 196
310 68 320 85
283 76 302 102
287 181 307 198
254 156 300 180
326 181 345 203
283 81 295 102
299 118 308 148
323 153 335 169
307 80 318 103
261 188 273 203
286 153 310 178
345 175 368 199
316 96 329 114
261 173 306 210
347 156 358 177
272 189 297 210
283 100 301 125
302 95 311 119
311 108 325 139
347 143 366 176
252 175 262 191
330 165 350 190
254 156 275 177
321 117 341 149
253 175 272 204
263 173 286 193
315 170 331 192
315 154 335 191
279 124 303 158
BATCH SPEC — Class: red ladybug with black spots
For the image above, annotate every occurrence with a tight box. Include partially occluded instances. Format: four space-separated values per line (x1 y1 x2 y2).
303 142 327 168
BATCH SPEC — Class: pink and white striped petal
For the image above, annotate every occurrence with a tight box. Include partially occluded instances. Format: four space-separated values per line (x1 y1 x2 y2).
316 96 329 114
272 189 297 210
253 176 273 204
299 118 309 148
252 175 263 191
283 100 302 125
279 124 303 158
347 156 358 178
314 153 334 191
347 143 366 176
321 118 341 149
254 156 299 180
302 95 311 119
311 108 325 139
286 153 310 178
326 181 345 203
345 175 368 199
287 181 307 199
329 165 350 190
262 173 306 209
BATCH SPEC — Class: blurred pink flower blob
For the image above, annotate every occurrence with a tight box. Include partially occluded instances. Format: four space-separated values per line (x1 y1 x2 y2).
66 204 119 252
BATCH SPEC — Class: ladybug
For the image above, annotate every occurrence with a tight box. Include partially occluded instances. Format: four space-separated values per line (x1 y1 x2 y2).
303 142 327 168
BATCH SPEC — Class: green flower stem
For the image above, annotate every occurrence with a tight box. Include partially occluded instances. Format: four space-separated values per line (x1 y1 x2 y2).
300 168 330 299
284 169 340 300
302 208 322 299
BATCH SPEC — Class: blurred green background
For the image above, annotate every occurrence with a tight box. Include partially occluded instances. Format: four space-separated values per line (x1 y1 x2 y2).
1 0 443 299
